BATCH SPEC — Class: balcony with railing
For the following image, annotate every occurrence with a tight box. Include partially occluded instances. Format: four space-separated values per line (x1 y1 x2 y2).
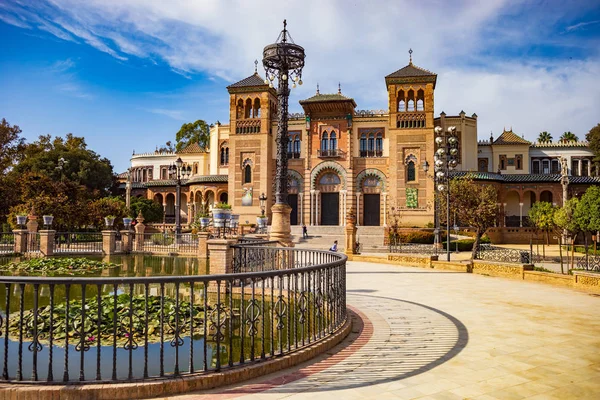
287 151 301 160
235 119 261 134
317 148 345 158
359 150 383 158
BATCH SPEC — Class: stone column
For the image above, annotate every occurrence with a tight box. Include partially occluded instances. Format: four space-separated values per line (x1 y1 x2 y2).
383 192 388 227
315 190 320 226
356 193 361 226
102 230 117 255
298 192 303 224
588 159 592 176
519 203 523 227
13 229 28 254
134 213 146 251
503 203 507 227
39 230 55 257
269 203 294 246
207 238 236 275
578 159 582 177
162 202 167 225
120 230 132 253
344 215 358 255
310 190 315 225
340 190 347 226
197 231 210 259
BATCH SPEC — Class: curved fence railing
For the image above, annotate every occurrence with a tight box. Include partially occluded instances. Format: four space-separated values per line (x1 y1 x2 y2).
0 246 347 384
476 244 531 264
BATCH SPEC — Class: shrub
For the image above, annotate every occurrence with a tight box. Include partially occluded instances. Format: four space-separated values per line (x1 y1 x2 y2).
389 231 435 244
442 236 491 252
150 233 174 246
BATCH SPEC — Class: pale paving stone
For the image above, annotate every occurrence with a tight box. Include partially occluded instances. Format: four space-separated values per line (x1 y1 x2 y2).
162 261 600 400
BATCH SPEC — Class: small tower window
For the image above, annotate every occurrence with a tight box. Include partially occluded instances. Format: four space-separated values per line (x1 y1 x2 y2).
360 133 367 156
321 131 329 152
330 131 337 152
407 161 416 182
376 133 383 156
244 164 252 183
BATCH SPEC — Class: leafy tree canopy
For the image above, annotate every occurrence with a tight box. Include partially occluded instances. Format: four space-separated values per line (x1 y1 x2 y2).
156 141 175 153
0 118 25 173
528 201 556 233
573 186 600 233
559 131 579 143
175 119 210 152
586 123 600 163
554 198 579 236
12 134 114 194
537 131 552 143
129 197 164 223
440 177 498 259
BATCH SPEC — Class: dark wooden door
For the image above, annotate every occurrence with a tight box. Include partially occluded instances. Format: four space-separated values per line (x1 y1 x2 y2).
363 194 380 226
288 194 298 225
321 193 339 225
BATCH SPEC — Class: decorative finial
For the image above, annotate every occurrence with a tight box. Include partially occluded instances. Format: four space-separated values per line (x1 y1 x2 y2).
338 82 341 94
490 131 494 143
254 59 258 74
409 48 413 64
316 83 320 95
282 19 287 43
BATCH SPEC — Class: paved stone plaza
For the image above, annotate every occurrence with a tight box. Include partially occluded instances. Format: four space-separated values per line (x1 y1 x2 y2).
162 261 600 400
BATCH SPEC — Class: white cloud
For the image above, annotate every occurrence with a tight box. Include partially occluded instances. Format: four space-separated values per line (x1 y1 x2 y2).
56 82 93 99
144 108 186 121
3 0 600 139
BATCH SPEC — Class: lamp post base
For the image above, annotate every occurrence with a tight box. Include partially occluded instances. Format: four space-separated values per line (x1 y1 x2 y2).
269 203 294 247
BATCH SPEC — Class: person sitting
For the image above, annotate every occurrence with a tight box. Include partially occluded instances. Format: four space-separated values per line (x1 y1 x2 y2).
330 240 338 252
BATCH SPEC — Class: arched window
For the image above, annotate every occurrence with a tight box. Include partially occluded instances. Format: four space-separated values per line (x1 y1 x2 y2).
220 192 228 204
407 100 415 112
330 131 337 152
368 134 375 154
416 99 424 111
398 100 406 112
220 144 229 166
321 131 329 152
244 98 252 118
375 133 383 156
360 134 367 156
293 135 300 156
193 163 198 175
417 89 425 111
253 98 261 118
244 164 252 183
237 99 244 119
225 148 229 164
407 161 416 182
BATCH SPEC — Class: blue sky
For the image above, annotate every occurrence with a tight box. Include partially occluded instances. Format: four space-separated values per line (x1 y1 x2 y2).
1 0 600 173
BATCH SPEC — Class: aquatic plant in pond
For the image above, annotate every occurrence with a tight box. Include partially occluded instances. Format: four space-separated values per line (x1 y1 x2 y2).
0 257 118 275
7 293 214 345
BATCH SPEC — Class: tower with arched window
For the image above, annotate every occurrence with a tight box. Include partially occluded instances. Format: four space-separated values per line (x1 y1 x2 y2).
385 51 437 225
226 66 278 215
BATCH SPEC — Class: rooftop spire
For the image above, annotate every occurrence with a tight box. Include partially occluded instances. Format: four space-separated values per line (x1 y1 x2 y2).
254 59 258 73
409 48 413 65
316 83 320 95
338 82 341 94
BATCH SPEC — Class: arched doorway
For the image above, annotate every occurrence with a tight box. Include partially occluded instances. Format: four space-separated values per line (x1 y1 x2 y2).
219 192 228 204
288 171 303 226
180 193 188 223
317 172 342 225
165 193 175 223
540 191 553 203
361 177 383 226
504 191 520 227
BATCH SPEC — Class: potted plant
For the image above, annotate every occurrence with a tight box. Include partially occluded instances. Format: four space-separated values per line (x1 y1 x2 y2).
16 214 28 227
212 203 232 228
42 215 54 228
123 217 133 229
198 213 211 229
230 214 240 229
256 213 268 229
104 215 116 228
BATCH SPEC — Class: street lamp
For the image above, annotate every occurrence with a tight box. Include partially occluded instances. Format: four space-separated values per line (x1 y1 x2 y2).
56 157 67 183
263 20 305 243
434 125 459 261
259 192 267 216
169 157 191 235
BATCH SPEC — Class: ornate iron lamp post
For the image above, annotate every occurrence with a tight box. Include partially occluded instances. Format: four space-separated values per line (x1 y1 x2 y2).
434 125 459 261
262 20 305 244
169 157 191 235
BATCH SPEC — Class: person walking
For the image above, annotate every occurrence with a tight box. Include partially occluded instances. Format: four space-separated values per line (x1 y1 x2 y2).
330 240 338 252
302 224 308 239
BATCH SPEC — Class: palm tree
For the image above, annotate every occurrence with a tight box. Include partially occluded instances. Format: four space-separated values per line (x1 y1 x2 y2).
538 131 552 143
559 131 579 143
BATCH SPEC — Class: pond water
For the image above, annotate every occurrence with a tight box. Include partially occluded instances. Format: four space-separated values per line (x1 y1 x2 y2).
0 255 313 382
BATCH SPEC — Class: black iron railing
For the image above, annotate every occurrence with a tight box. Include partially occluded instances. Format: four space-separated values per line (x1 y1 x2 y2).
27 233 40 254
0 233 14 255
576 255 600 272
132 233 197 254
231 241 280 273
55 232 103 254
0 246 346 384
388 238 437 255
476 244 531 264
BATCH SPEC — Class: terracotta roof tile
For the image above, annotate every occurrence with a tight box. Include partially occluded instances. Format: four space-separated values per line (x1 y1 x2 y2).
386 63 436 78
227 73 268 89
493 130 531 145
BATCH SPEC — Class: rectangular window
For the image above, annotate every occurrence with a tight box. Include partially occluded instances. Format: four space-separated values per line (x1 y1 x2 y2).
551 160 560 174
542 160 550 174
515 154 523 170
499 155 507 170
572 160 579 176
508 158 515 166
582 160 589 176
532 160 540 174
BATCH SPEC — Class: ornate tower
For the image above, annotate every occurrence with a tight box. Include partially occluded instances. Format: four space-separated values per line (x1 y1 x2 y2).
385 50 437 226
226 62 278 218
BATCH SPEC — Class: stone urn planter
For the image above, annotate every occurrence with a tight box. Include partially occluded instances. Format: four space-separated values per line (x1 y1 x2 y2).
256 215 268 228
123 217 133 228
212 204 232 228
16 215 27 227
199 216 211 229
42 215 54 228
104 216 116 228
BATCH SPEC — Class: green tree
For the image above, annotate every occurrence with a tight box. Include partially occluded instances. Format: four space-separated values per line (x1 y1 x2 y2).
12 134 114 194
88 197 127 229
528 201 556 257
554 198 580 272
586 123 600 163
175 120 210 152
129 197 164 223
574 186 600 234
559 131 579 143
439 177 498 259
0 118 25 173
157 141 175 153
537 131 553 143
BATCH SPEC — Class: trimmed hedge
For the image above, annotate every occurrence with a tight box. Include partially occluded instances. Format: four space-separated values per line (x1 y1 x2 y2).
442 236 491 251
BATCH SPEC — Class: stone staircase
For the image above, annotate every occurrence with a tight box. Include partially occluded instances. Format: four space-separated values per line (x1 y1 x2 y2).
290 225 387 253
